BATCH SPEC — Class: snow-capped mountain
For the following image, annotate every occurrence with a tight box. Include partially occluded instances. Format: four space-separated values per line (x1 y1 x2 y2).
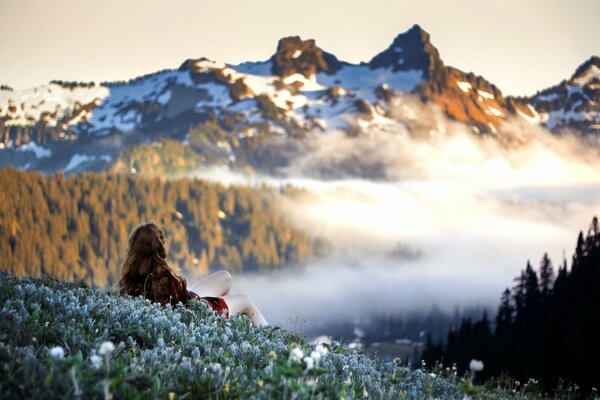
0 24 597 174
528 56 600 135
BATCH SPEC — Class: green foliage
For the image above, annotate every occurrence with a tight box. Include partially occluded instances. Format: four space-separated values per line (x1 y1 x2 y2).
0 168 312 289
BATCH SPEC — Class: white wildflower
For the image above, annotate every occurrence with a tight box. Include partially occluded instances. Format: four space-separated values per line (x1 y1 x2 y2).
315 344 328 357
469 359 484 372
90 354 102 369
310 350 321 364
344 372 353 385
289 347 303 364
303 356 314 371
49 346 64 360
98 341 115 356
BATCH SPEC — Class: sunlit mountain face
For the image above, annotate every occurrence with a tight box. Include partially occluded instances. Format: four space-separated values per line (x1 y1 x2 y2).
1 24 599 344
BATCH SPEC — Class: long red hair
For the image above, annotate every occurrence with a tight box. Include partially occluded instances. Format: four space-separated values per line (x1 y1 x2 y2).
119 221 189 306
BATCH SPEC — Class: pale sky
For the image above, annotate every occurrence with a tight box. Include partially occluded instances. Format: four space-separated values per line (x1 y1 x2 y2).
1 0 598 96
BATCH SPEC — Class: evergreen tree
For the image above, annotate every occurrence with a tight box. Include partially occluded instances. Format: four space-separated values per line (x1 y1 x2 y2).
538 253 554 298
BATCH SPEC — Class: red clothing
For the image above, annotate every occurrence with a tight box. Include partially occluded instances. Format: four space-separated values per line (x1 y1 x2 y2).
188 291 229 318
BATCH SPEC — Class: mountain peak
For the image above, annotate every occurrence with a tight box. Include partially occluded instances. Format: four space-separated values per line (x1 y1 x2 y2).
405 23 429 39
368 24 443 78
270 36 341 78
570 55 600 87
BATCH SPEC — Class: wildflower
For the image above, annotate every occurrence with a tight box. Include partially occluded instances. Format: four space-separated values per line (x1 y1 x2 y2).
90 354 102 369
168 393 175 400
98 341 115 356
303 356 314 371
310 350 321 364
344 372 353 385
224 383 230 392
289 347 303 364
468 359 484 372
393 357 401 365
257 379 264 388
315 344 328 357
49 346 64 360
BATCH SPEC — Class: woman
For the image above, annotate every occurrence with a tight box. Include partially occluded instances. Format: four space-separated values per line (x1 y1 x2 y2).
119 221 267 326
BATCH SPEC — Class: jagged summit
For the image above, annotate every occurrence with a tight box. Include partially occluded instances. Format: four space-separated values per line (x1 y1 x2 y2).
369 24 444 78
570 55 600 86
269 36 342 78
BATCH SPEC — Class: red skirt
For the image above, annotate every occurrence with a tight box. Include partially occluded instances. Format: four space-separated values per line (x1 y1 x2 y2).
188 291 229 318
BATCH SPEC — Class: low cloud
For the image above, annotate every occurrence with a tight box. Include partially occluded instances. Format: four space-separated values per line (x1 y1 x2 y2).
189 95 600 330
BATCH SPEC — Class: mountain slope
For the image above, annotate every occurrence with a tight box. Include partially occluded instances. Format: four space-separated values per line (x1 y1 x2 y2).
527 56 600 134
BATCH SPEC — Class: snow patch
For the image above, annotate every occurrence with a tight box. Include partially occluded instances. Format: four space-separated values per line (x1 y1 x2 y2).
573 65 600 87
545 108 592 130
193 59 226 72
15 141 52 158
0 83 109 128
157 90 172 105
282 74 326 91
516 104 542 124
232 61 272 77
63 154 111 172
317 65 422 103
486 105 504 117
456 81 472 93
535 92 559 102
477 90 494 100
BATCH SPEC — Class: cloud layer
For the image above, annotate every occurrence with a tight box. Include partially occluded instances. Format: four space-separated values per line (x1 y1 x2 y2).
189 96 600 330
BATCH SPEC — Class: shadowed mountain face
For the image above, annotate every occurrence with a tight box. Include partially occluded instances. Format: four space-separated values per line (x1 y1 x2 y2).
369 24 445 78
0 25 597 174
528 56 600 134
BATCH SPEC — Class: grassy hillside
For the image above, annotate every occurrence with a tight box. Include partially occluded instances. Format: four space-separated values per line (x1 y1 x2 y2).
0 273 548 399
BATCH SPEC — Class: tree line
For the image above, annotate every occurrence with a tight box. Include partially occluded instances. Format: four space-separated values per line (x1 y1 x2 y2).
0 168 313 290
423 217 600 394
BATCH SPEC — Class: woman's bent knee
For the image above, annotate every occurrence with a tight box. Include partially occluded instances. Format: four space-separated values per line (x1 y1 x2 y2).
221 270 232 283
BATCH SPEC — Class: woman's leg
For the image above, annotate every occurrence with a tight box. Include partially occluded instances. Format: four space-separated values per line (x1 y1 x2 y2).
189 270 231 297
222 294 268 327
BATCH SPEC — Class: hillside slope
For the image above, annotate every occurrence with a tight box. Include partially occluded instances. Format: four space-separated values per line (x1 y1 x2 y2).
0 273 482 399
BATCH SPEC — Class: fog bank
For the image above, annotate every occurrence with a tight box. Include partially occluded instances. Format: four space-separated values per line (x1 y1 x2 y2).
190 97 600 329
